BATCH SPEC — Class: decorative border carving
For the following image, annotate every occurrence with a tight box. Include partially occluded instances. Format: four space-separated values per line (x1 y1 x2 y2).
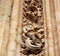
20 0 45 55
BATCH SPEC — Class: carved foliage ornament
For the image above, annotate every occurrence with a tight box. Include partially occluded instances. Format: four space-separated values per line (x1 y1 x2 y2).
20 0 45 55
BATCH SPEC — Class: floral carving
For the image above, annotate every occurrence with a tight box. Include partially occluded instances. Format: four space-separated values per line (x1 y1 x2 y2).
20 0 45 55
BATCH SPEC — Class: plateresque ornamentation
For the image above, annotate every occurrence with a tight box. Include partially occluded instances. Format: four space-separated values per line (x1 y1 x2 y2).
20 0 45 55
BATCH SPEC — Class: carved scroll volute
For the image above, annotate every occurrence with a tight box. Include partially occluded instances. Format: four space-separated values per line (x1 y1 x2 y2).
20 0 45 55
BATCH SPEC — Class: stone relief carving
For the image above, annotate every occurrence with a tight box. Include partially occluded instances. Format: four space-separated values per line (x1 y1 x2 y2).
20 0 45 55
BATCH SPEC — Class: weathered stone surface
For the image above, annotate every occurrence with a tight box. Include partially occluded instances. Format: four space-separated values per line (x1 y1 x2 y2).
0 0 60 56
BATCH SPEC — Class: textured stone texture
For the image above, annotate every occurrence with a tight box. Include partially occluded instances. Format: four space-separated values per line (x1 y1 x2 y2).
0 0 60 56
